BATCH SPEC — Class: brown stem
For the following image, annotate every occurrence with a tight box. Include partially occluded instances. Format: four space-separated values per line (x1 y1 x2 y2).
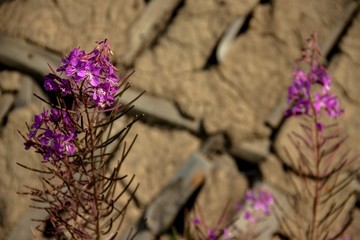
309 105 322 240
85 104 101 239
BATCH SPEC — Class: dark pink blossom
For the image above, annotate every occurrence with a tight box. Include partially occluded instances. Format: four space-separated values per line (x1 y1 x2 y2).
192 217 201 225
25 108 77 162
286 36 343 123
313 93 344 118
208 230 216 240
244 210 255 223
245 189 274 215
46 39 121 108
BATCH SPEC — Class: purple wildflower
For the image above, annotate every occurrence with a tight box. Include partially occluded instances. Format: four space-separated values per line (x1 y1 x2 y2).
245 189 274 215
315 122 324 132
312 65 331 93
222 228 231 240
25 108 78 162
313 93 344 118
76 61 101 86
286 35 343 122
46 39 120 108
241 189 274 224
290 69 311 99
92 83 112 107
244 210 255 223
192 217 201 225
44 74 60 91
207 229 216 240
57 47 85 78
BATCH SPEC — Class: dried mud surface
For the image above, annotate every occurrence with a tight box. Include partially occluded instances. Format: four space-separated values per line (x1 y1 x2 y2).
0 0 359 239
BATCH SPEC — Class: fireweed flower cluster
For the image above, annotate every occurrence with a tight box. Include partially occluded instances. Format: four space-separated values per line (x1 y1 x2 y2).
24 39 123 163
242 189 274 223
44 39 119 108
282 34 355 240
286 34 343 129
191 189 274 239
24 108 78 162
20 39 139 239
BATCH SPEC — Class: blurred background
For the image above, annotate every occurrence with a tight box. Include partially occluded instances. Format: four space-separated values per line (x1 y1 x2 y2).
0 0 359 239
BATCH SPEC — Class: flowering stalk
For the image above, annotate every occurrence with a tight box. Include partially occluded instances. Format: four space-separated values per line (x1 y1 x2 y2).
283 33 356 240
19 39 140 239
190 204 230 240
189 188 274 240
